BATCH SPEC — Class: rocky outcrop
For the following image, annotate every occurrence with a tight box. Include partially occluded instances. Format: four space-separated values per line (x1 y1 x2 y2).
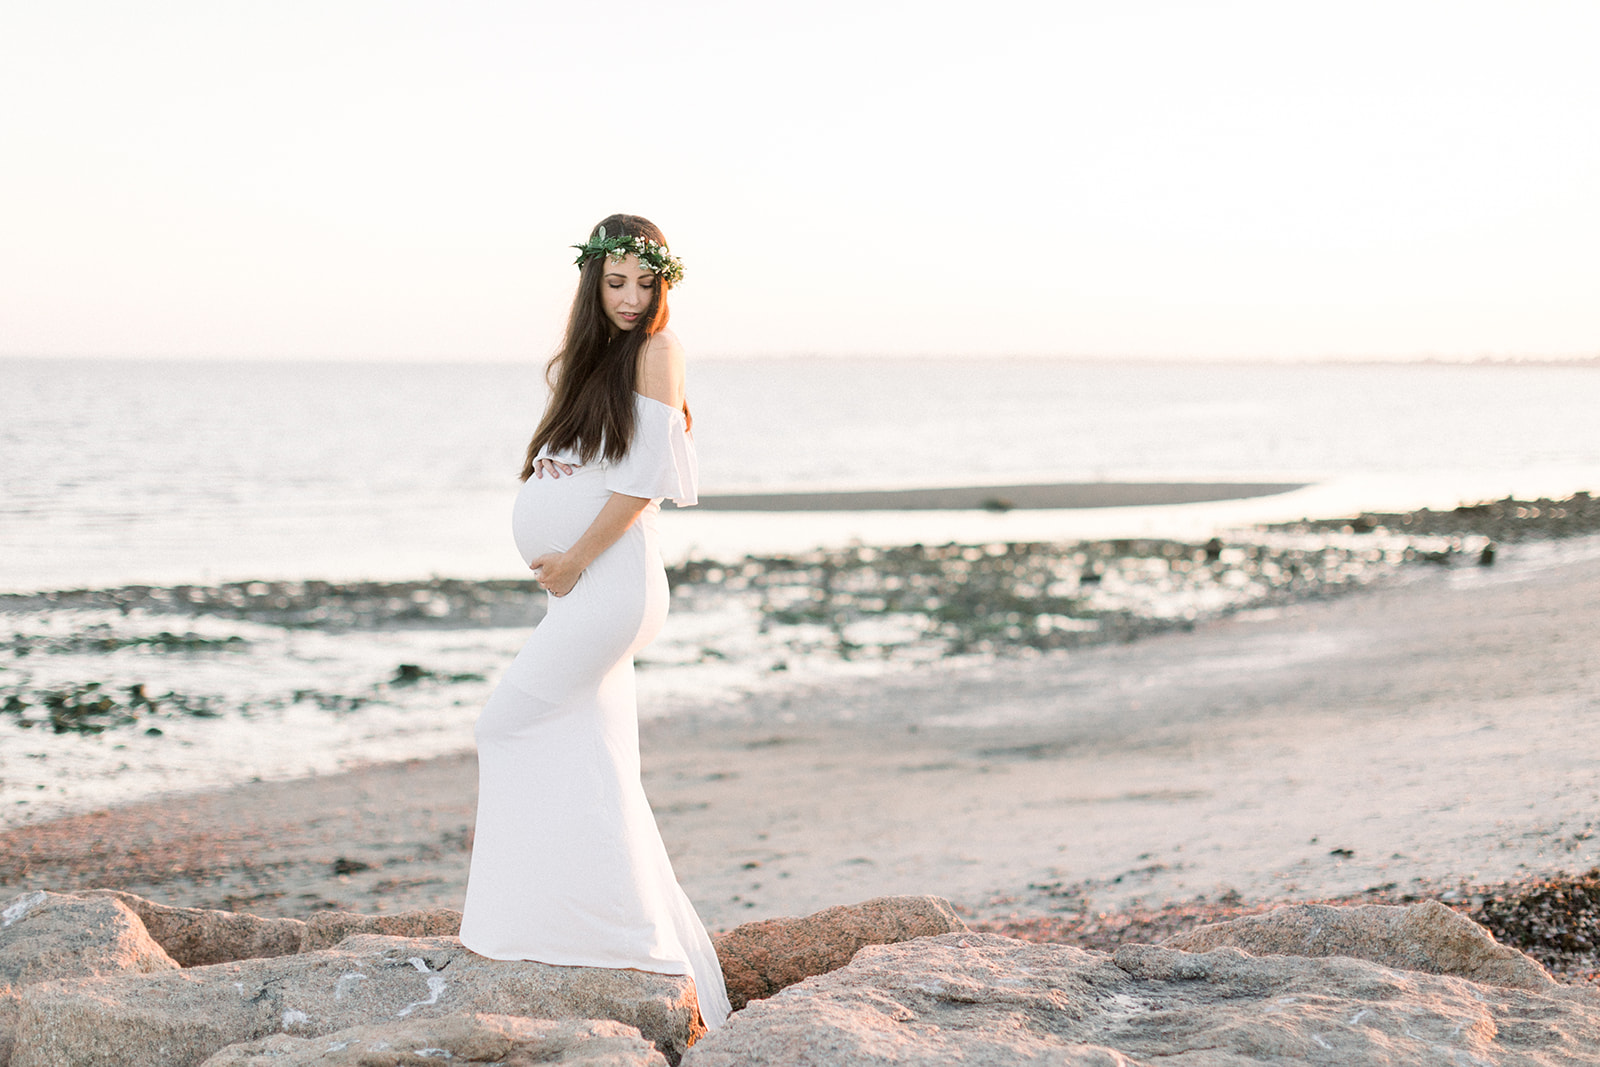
1 890 178 986
199 1012 668 1066
1162 899 1556 990
710 894 966 1010
82 893 463 965
299 907 462 952
1 890 180 1066
15 934 704 1067
7 890 1593 1065
683 932 1600 1065
0 991 14 1067
85 890 305 967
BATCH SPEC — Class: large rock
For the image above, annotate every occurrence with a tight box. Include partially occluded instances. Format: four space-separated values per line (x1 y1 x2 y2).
1 889 178 987
0 989 15 1067
15 934 704 1067
85 890 306 967
1 890 179 1066
682 932 1600 1065
300 907 462 952
710 894 966 1010
199 1012 668 1066
1162 900 1556 990
85 892 462 965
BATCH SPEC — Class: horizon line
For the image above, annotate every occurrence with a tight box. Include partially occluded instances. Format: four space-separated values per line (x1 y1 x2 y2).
4 351 1598 368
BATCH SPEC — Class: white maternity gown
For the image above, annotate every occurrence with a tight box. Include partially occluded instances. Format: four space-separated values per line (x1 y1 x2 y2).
459 392 731 1030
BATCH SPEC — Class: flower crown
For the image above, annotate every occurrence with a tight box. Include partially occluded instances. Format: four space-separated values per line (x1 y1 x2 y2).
571 226 685 287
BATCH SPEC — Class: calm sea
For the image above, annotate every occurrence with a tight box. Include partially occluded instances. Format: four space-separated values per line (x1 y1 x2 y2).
3 356 1598 592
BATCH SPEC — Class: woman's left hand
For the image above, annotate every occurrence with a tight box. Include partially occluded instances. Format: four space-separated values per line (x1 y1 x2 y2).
528 552 582 597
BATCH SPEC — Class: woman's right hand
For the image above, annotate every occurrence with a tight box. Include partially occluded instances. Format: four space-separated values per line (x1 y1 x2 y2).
529 551 582 596
533 458 579 479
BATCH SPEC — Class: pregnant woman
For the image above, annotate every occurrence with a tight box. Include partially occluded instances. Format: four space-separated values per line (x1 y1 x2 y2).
459 214 730 1030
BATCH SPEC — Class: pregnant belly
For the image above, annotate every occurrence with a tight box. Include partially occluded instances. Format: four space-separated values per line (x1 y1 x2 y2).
511 467 611 564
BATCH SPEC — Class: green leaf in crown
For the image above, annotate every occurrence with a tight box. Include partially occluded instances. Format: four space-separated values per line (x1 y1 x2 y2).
571 229 686 287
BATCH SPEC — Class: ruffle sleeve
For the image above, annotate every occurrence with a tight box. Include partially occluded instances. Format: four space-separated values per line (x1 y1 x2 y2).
604 394 699 507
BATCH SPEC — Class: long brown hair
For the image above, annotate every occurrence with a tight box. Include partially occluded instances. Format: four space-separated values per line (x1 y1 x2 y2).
521 214 678 480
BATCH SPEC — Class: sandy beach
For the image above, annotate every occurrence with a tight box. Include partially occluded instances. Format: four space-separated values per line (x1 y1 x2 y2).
5 531 1597 957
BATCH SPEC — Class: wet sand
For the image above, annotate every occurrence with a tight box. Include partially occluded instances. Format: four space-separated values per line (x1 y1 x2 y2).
4 538 1597 935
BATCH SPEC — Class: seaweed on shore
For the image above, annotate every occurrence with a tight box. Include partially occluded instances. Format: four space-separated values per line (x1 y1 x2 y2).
287 688 372 713
1472 867 1600 981
0 680 222 735
670 537 1403 660
1 493 1592 705
0 578 541 632
388 663 486 686
2 494 1588 655
1267 491 1600 543
0 656 496 736
5 625 248 657
664 491 1597 662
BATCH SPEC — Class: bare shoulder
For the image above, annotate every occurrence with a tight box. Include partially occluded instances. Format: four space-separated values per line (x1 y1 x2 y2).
637 329 687 407
642 328 685 368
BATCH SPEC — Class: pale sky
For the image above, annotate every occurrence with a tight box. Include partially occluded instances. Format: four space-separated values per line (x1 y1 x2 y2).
3 1 1598 361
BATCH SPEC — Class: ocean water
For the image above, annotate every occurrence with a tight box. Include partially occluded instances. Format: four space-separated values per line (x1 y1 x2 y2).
4 356 1598 591
3 356 1599 824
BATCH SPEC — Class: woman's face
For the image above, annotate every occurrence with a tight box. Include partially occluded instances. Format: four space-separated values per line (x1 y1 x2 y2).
600 253 657 333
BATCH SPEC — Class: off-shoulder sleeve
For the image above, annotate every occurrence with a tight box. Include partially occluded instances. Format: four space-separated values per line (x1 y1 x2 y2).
605 395 699 507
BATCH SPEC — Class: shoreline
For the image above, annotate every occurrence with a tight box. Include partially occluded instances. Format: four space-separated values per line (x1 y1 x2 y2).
4 526 1597 968
2 510 1564 826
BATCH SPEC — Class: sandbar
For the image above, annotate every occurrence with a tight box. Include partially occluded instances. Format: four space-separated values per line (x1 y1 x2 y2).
679 481 1307 511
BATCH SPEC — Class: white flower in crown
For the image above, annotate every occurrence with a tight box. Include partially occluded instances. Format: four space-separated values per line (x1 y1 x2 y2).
571 228 685 286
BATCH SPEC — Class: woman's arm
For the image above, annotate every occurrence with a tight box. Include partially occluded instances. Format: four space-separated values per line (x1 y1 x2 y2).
531 335 688 598
528 491 650 596
530 332 687 595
